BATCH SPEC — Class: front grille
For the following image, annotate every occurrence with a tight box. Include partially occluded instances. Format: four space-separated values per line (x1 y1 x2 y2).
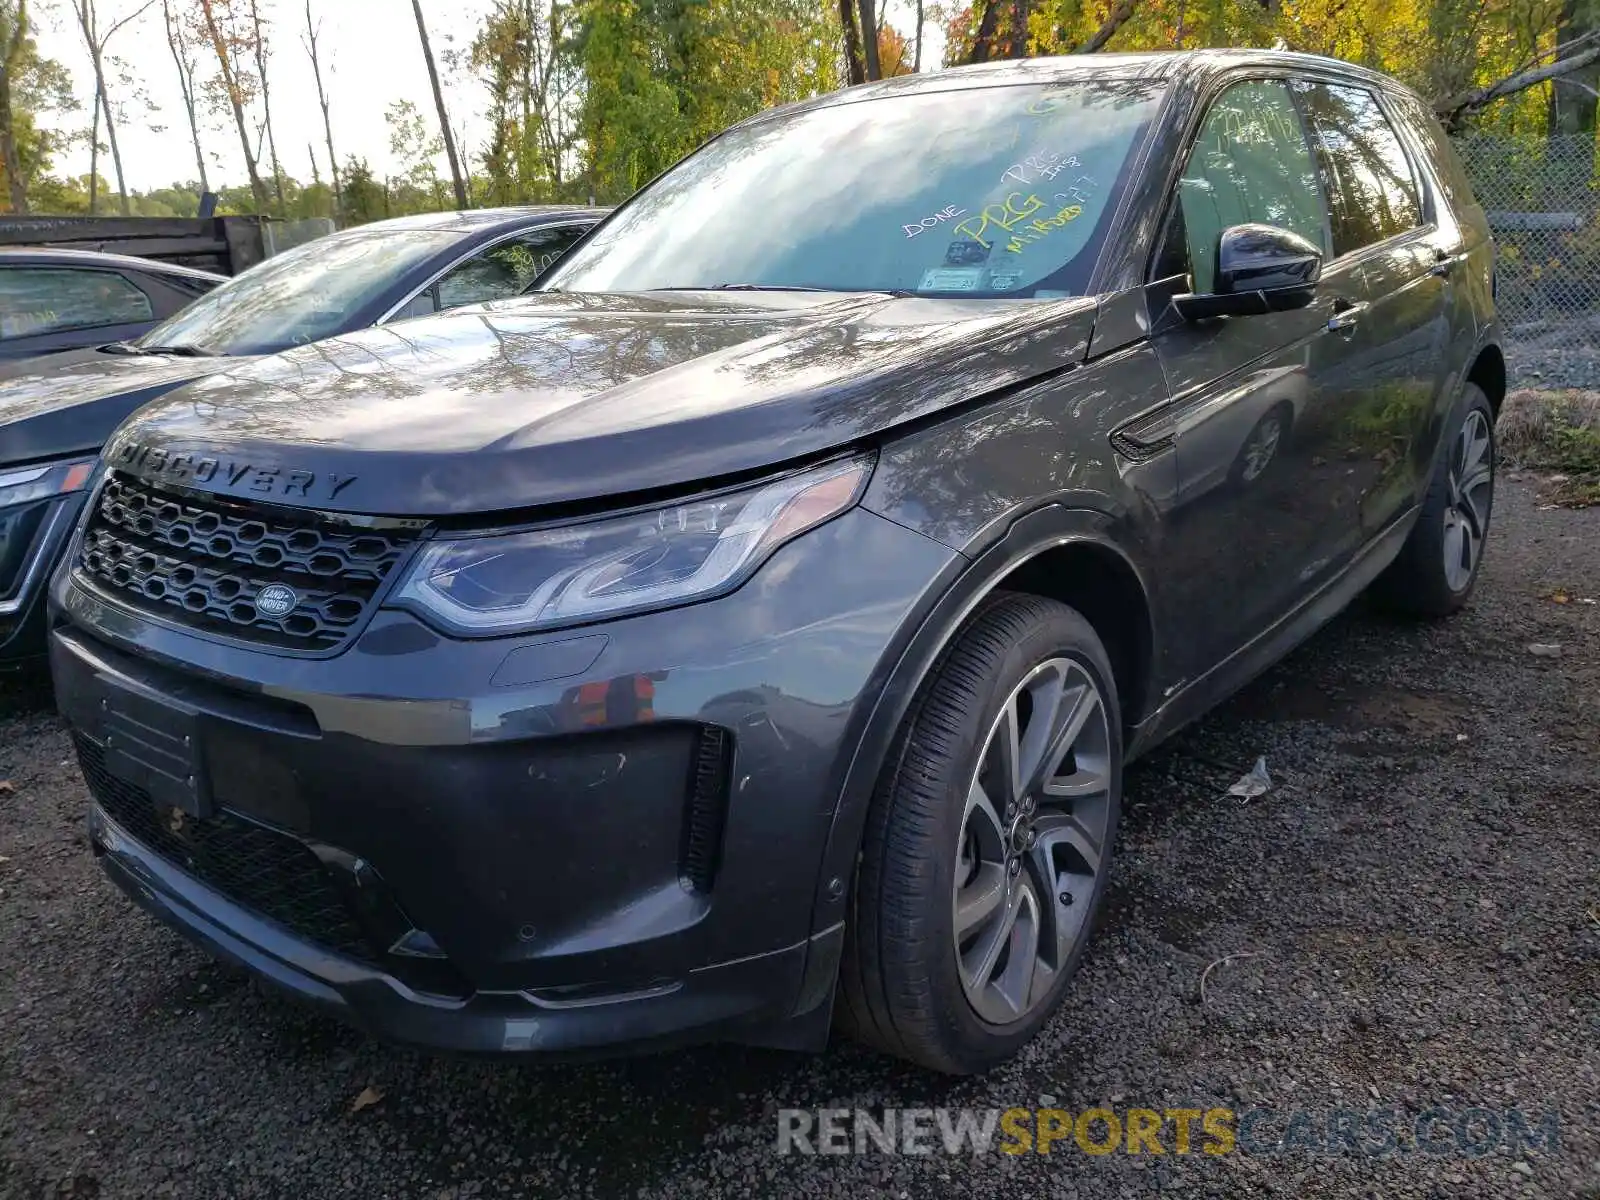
75 734 374 961
77 474 415 652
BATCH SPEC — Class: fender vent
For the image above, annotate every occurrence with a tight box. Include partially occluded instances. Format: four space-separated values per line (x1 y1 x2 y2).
681 727 732 893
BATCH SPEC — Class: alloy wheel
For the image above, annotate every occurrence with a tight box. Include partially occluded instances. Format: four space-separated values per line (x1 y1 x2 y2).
1240 413 1283 482
952 657 1113 1026
1442 408 1493 592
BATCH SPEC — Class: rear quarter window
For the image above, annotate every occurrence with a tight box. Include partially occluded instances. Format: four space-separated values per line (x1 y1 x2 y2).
0 268 154 339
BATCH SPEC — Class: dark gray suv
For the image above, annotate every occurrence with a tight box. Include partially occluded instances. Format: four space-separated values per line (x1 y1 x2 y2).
48 51 1501 1074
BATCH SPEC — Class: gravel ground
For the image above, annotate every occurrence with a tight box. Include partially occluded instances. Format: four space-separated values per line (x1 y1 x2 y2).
1506 323 1600 390
2 479 1597 1200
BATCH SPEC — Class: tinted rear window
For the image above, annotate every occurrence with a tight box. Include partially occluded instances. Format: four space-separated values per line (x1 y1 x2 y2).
0 268 153 339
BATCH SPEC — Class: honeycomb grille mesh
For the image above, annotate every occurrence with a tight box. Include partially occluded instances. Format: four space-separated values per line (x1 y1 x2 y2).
78 474 413 651
75 734 374 961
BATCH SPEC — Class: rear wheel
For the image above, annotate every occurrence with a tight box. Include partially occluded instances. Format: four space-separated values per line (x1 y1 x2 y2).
1370 384 1495 616
837 593 1121 1074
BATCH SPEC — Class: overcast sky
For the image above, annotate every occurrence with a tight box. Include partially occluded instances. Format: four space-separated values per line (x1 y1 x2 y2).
32 0 945 196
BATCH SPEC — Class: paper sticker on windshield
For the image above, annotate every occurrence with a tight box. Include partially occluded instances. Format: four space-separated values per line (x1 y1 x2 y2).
990 271 1022 290
919 267 983 292
944 239 990 267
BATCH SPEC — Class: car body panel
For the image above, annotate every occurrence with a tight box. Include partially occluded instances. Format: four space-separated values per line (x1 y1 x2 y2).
104 292 1098 516
0 351 240 462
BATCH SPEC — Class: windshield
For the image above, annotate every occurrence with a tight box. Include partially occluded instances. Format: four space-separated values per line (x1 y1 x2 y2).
544 79 1165 300
137 228 460 355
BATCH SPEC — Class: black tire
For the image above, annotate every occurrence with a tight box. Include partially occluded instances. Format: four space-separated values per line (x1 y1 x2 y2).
1369 384 1495 617
836 592 1122 1074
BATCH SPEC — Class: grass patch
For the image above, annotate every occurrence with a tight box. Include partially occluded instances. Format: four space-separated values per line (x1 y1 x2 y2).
1498 388 1600 506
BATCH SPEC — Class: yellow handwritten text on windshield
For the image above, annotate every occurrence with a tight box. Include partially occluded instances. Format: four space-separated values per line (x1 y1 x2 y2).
952 193 1047 250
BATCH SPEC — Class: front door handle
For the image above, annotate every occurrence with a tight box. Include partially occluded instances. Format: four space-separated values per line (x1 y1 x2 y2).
1430 249 1460 277
1327 299 1367 334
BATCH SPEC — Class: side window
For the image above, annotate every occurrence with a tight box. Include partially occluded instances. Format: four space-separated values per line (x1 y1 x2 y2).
1173 80 1327 294
433 226 588 311
1291 81 1422 255
1393 91 1480 218
0 269 154 340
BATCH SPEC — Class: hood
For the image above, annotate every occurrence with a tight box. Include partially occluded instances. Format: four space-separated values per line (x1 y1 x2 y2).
0 349 238 464
107 290 1099 517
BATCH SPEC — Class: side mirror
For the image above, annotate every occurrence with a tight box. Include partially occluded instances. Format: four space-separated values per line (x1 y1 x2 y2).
1173 224 1323 321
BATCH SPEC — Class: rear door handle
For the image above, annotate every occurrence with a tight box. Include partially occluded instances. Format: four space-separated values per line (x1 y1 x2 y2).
1327 299 1367 334
1430 246 1463 277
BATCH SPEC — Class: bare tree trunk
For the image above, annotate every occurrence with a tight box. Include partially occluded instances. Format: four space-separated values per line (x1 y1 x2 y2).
913 0 924 71
1006 0 1029 57
302 0 339 218
248 0 283 213
163 0 209 192
0 0 28 213
859 0 881 79
87 83 100 211
410 0 467 208
838 0 864 83
199 0 268 210
1550 0 1599 135
74 0 143 215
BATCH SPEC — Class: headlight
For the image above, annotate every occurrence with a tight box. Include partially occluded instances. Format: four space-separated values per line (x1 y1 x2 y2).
394 455 873 635
0 458 96 509
0 457 96 598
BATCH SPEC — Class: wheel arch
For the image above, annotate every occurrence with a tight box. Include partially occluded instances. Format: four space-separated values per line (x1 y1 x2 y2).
1467 342 1506 417
802 505 1160 954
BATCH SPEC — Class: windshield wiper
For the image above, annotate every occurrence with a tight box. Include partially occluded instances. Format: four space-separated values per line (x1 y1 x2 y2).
649 283 837 293
97 341 215 357
648 283 916 297
138 344 216 357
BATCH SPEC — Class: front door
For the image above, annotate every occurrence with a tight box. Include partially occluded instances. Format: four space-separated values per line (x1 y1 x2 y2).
1146 77 1369 684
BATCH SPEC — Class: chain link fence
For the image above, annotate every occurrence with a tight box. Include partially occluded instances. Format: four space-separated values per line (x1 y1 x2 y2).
1454 133 1600 387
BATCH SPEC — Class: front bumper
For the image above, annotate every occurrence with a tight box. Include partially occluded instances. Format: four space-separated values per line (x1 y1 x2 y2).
52 505 958 1054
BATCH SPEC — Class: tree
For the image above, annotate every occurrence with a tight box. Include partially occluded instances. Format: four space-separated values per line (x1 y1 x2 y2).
71 0 155 215
0 0 28 212
859 0 882 77
301 0 338 217
574 0 838 203
838 0 865 83
162 0 208 192
340 155 387 224
386 97 445 206
411 0 468 207
470 0 582 204
878 21 915 75
247 0 283 212
196 0 267 210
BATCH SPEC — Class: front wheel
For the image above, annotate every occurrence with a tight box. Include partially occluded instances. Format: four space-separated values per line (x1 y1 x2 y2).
837 593 1122 1074
1370 384 1495 617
